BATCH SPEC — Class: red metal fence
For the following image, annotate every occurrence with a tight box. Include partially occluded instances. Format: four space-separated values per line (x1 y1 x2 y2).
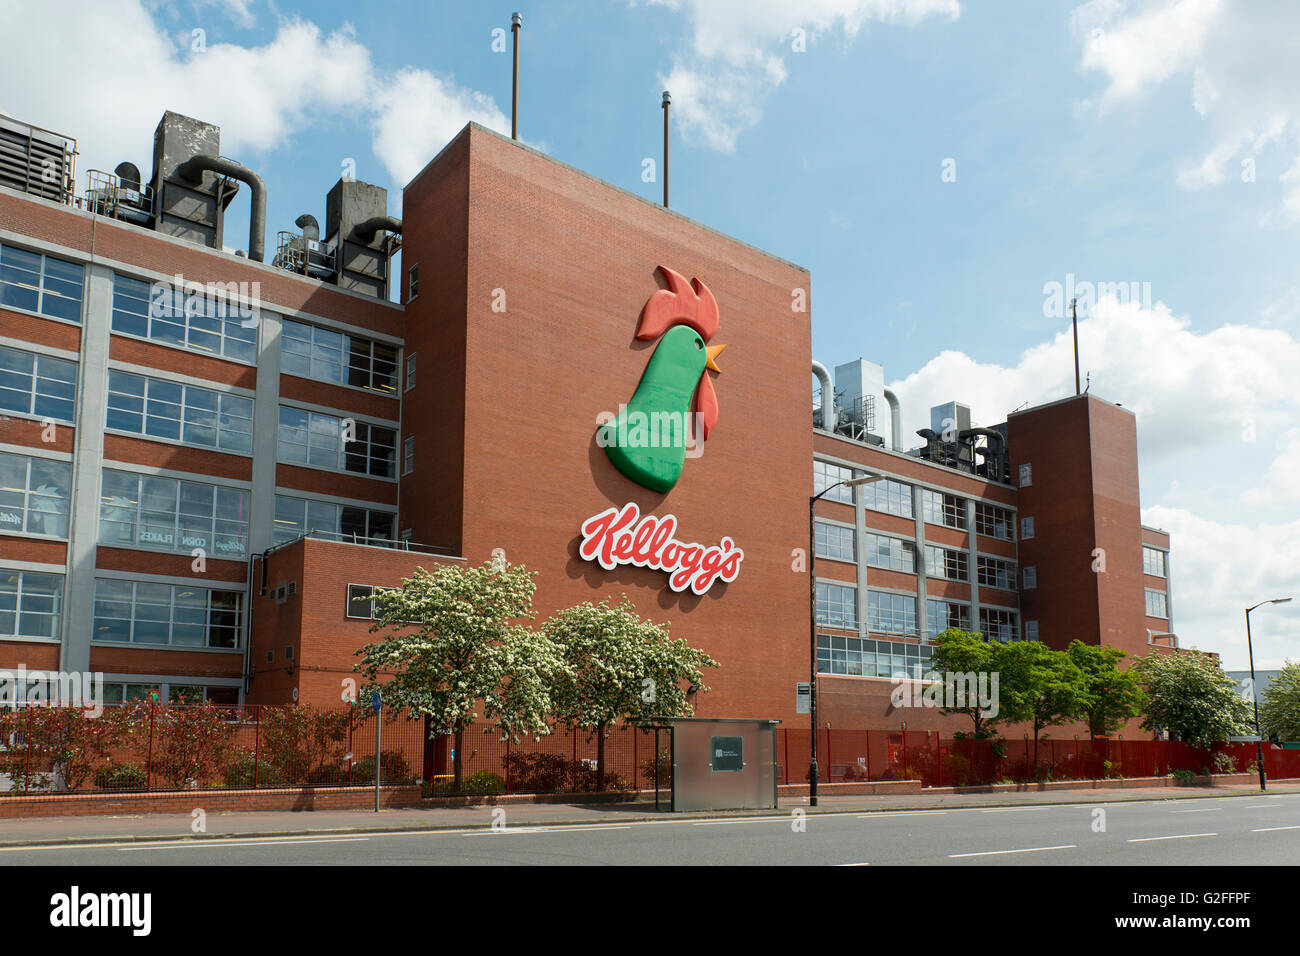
1 703 1296 797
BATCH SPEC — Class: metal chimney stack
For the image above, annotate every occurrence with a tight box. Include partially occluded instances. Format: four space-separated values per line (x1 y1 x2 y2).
511 13 522 140
662 90 671 208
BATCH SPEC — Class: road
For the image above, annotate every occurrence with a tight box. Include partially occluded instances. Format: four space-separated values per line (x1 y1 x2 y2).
3 792 1298 865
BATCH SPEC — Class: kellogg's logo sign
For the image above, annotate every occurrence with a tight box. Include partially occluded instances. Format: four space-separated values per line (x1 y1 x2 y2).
579 503 743 595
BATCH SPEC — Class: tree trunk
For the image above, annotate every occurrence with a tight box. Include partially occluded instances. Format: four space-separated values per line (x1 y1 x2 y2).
1033 722 1041 772
596 721 607 791
453 726 465 791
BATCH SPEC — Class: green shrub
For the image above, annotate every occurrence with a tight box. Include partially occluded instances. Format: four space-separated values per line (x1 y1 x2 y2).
1212 751 1238 774
350 751 414 786
461 771 506 794
94 762 147 791
1170 768 1197 783
223 754 285 788
638 750 672 789
941 754 973 786
502 751 571 792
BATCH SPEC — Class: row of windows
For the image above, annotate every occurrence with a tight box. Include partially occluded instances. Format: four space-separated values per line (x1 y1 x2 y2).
0 243 84 323
111 274 258 364
863 478 913 518
816 581 857 629
976 555 1017 590
1143 546 1167 577
814 521 855 562
868 590 916 635
107 370 254 453
925 545 967 581
0 345 77 422
101 683 239 705
93 580 243 649
281 318 399 394
273 495 395 546
0 451 70 538
99 469 249 559
864 533 915 573
921 489 966 530
345 583 396 620
0 569 62 640
817 634 935 679
276 406 397 478
927 599 971 635
979 607 1020 642
974 501 1015 540
813 460 856 503
1145 588 1168 619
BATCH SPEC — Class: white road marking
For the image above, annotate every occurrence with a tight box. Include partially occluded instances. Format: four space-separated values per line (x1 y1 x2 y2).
1250 825 1300 833
1127 833 1217 843
1170 808 1221 813
856 811 948 819
949 845 1077 858
834 862 871 866
117 837 371 851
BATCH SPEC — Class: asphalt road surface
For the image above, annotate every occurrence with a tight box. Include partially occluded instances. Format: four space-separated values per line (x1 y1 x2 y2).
4 793 1297 865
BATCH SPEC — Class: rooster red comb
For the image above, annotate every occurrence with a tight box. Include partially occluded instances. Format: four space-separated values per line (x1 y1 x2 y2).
636 265 719 342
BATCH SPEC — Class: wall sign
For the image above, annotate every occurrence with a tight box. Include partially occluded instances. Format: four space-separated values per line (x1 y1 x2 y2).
597 266 725 493
578 503 743 595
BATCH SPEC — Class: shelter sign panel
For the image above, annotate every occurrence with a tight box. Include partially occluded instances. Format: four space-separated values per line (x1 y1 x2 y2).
710 736 743 773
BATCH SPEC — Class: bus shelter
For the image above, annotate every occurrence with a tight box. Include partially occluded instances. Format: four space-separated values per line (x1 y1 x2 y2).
645 717 780 812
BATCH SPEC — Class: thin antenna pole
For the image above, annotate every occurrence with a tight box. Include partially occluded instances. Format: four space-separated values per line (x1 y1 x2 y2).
1071 296 1081 396
511 13 522 140
662 91 671 208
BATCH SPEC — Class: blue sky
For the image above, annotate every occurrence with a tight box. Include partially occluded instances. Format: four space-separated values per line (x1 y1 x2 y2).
2 0 1298 667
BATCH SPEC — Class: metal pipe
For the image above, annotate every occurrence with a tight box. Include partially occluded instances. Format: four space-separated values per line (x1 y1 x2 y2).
511 13 522 140
353 215 402 242
812 361 836 431
295 213 320 242
883 387 902 451
175 154 267 261
662 91 671 208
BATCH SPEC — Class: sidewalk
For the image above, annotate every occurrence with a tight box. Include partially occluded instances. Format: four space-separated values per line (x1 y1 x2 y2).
3 779 1297 847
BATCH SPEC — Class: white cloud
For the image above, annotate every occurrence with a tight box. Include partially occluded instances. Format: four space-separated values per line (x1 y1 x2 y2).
883 294 1300 667
651 0 960 152
0 0 507 190
1073 0 1300 217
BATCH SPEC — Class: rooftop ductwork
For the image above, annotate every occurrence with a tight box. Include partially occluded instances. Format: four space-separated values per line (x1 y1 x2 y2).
175 153 266 262
353 215 402 243
296 213 320 242
812 361 836 431
883 387 901 451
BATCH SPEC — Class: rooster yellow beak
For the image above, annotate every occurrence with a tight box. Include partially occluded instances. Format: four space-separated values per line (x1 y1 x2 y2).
705 343 725 373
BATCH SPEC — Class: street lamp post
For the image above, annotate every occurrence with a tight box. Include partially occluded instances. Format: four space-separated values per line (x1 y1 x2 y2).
1244 598 1292 792
810 472 883 807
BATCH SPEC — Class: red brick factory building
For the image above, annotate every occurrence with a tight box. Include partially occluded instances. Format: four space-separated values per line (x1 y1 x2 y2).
0 110 1176 733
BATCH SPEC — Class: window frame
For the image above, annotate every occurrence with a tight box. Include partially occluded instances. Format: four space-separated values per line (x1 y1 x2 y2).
91 579 244 649
0 450 72 539
0 242 85 323
109 273 258 365
97 469 250 559
0 345 78 423
0 568 64 640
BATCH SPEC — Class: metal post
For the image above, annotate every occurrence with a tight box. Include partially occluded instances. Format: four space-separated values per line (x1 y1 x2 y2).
809 494 818 805
375 708 382 812
653 727 660 810
145 701 155 792
252 705 260 789
511 13 522 140
1071 297 1080 395
1246 607 1266 792
631 726 637 792
22 706 33 796
661 91 671 208
347 706 354 785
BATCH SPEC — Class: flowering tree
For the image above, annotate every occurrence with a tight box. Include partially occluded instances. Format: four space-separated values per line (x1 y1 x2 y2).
1134 649 1252 747
542 596 717 790
354 561 559 790
1260 660 1300 741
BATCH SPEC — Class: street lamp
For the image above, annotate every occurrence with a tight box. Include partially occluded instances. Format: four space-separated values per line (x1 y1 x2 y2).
1244 597 1292 792
810 472 883 807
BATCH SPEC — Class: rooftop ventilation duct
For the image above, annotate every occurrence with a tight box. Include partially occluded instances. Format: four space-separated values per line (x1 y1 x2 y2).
352 215 402 242
175 153 266 262
295 213 320 242
812 361 836 431
883 387 902 451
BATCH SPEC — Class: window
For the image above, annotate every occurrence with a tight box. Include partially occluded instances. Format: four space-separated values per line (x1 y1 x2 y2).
110 274 258 363
276 406 396 478
924 545 968 581
0 345 77 421
273 495 394 546
0 569 63 639
977 555 1016 590
100 684 162 704
926 599 970 637
921 489 966 529
1145 588 1168 619
98 469 249 558
0 451 71 537
1019 463 1032 487
863 533 915 573
817 634 932 679
346 583 398 620
93 580 243 648
106 370 252 452
1143 546 1167 577
816 581 857 629
813 460 856 503
1021 516 1035 540
403 436 415 476
814 521 855 562
0 243 84 322
862 478 913 518
408 263 419 301
280 319 398 393
1023 566 1037 589
1024 620 1039 642
979 607 1019 642
405 353 416 392
867 590 916 636
974 502 1015 540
